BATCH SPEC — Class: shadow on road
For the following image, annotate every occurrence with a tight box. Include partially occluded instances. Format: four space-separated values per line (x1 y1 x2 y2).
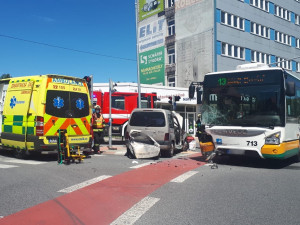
189 154 299 169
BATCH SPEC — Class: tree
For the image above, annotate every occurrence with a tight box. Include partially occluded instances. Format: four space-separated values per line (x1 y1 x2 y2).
0 74 11 79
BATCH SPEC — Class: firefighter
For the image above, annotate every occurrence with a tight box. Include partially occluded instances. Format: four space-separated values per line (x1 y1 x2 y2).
195 113 202 143
92 105 105 154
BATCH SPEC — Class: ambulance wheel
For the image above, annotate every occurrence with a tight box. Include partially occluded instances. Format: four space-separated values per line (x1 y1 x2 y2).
14 148 26 159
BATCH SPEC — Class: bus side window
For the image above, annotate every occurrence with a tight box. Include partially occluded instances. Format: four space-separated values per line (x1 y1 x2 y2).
286 86 300 122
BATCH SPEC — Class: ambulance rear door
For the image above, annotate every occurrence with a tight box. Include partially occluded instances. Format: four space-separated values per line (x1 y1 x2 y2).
44 78 91 145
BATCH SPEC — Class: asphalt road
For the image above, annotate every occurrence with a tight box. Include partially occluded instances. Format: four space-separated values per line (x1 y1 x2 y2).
1 150 300 225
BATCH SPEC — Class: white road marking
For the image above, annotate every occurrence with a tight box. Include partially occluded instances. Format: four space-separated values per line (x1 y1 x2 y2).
130 162 153 169
0 216 3 219
0 158 46 165
110 196 160 225
171 171 199 183
114 150 127 155
58 175 112 193
91 154 106 157
0 164 19 169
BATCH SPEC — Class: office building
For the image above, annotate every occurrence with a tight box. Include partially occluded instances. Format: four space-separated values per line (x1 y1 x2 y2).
137 0 300 87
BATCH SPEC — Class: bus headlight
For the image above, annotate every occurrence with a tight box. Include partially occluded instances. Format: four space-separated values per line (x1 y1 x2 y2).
265 132 281 145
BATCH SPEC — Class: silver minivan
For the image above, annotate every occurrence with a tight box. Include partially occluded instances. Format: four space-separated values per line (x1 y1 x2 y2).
125 108 186 157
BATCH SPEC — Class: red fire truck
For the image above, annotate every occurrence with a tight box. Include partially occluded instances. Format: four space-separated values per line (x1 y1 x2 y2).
93 91 157 138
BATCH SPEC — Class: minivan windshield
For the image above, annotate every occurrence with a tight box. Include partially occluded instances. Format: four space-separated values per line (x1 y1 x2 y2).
130 111 165 127
46 90 89 118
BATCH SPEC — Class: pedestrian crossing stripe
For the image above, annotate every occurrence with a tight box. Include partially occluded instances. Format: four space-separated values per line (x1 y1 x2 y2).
0 164 19 169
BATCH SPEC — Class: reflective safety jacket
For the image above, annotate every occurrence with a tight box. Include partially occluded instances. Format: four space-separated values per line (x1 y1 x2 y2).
92 113 105 131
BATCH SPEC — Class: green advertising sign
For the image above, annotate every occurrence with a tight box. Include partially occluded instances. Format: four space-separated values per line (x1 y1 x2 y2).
139 46 165 85
139 0 164 21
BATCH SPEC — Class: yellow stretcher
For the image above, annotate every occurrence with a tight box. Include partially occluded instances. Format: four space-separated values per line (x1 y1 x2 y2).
57 129 85 164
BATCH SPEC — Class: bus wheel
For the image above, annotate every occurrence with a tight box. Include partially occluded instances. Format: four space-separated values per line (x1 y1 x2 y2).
14 148 26 159
295 149 300 163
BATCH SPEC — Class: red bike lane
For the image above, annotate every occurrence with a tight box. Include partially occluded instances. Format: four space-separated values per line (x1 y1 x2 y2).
0 154 204 225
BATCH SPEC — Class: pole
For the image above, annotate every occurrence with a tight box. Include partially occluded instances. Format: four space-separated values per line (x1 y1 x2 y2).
109 79 112 149
135 0 141 108
90 75 94 105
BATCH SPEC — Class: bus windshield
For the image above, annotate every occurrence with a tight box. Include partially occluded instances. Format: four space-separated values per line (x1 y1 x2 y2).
202 71 285 127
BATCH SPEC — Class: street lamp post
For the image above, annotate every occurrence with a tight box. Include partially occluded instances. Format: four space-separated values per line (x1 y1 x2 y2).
109 79 113 149
135 0 141 108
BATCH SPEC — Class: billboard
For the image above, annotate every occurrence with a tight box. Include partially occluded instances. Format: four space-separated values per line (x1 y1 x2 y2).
139 0 164 21
139 46 165 85
138 17 166 53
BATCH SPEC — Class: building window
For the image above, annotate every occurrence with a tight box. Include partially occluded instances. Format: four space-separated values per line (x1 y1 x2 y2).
251 50 270 64
295 14 300 26
276 57 291 70
168 48 175 64
168 20 175 36
220 10 244 30
297 62 300 72
296 38 300 49
168 0 174 7
275 5 291 21
221 42 245 60
168 76 175 87
250 22 269 39
250 0 269 12
275 30 291 46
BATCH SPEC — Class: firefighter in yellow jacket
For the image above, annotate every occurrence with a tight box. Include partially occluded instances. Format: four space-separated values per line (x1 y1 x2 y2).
92 105 105 154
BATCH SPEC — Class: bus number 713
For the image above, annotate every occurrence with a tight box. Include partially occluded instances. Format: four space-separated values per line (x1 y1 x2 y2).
247 141 257 146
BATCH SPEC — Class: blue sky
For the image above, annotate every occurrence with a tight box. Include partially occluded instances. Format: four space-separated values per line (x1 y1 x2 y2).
0 0 138 83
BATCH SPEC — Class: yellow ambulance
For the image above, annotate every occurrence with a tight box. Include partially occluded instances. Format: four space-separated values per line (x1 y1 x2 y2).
0 75 92 158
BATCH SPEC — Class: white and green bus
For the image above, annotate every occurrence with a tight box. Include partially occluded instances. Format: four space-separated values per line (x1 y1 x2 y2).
200 64 300 160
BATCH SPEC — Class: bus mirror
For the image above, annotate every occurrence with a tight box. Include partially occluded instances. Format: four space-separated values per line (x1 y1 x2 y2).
153 96 157 101
286 81 295 96
189 85 195 98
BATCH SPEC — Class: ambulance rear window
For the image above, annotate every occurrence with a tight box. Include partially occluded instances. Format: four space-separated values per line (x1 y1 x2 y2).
45 90 89 118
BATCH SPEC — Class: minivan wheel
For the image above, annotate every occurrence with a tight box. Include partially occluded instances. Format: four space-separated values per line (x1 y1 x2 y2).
167 143 175 158
127 147 136 159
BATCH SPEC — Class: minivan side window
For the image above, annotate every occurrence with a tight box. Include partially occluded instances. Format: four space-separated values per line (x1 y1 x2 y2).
168 114 174 128
130 112 165 127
